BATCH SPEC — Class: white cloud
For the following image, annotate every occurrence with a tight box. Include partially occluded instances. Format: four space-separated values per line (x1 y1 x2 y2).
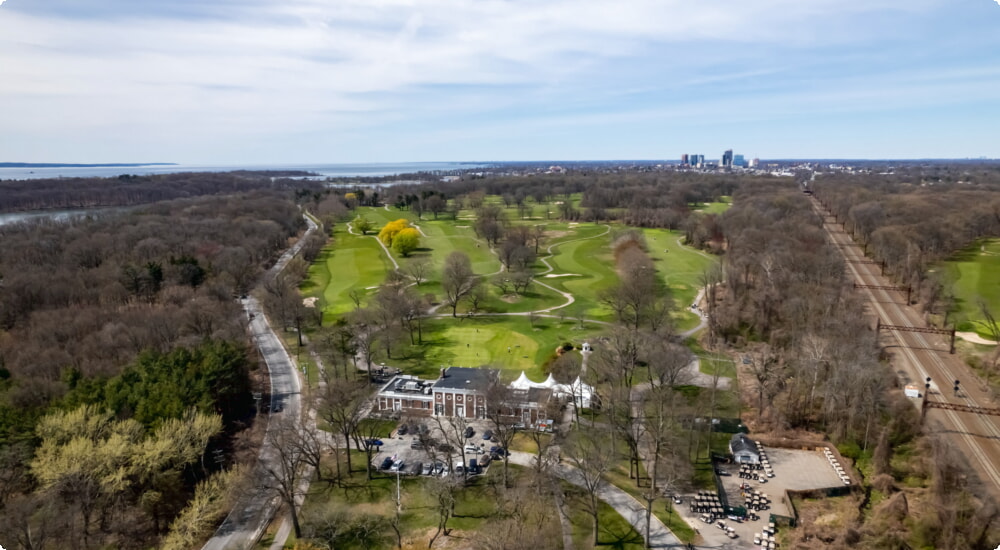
0 0 983 162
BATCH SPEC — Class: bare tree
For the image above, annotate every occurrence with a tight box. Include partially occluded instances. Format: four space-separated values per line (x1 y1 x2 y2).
317 378 367 481
426 475 460 549
441 251 479 318
565 430 615 546
405 257 432 286
259 417 310 538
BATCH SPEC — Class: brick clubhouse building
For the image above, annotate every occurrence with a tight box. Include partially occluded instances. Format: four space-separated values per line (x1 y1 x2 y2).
375 366 551 425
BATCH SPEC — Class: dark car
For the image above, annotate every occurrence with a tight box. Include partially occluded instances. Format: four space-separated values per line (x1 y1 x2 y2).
489 446 509 458
468 458 479 475
479 454 491 467
408 462 423 475
482 429 493 440
364 438 383 447
410 441 427 450
417 424 430 435
464 427 475 438
397 424 409 436
379 457 394 470
437 443 454 453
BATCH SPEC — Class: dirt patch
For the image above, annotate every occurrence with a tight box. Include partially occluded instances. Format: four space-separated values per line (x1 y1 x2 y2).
957 331 997 345
545 230 573 239
500 294 521 304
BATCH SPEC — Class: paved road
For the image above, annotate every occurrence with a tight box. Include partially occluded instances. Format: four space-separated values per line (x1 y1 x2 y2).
813 197 1000 501
202 214 316 550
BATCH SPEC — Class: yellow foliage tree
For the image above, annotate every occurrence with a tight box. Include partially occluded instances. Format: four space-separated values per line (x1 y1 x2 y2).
392 227 421 257
378 219 412 246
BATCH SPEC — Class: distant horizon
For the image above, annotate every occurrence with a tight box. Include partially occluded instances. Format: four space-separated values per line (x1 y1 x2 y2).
4 157 999 169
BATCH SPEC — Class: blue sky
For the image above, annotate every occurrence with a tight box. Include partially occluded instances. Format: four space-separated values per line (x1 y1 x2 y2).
1 0 999 163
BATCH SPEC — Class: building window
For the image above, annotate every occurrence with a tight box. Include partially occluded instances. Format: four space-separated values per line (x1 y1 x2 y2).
435 404 444 415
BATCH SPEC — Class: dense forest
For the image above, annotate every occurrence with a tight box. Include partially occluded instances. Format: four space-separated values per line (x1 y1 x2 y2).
0 171 320 213
0 185 324 549
813 175 1000 324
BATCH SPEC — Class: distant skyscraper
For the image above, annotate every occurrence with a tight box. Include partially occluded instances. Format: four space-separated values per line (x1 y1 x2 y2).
749 158 760 168
722 149 733 168
681 154 689 165
733 154 745 167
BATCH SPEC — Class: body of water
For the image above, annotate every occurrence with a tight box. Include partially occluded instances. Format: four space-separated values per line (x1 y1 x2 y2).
0 207 129 227
0 162 487 181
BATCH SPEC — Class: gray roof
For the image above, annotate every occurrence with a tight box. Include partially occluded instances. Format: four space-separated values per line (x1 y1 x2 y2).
433 367 498 391
730 434 758 455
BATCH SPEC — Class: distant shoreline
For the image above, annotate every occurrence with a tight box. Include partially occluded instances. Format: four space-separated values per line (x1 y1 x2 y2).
0 162 176 168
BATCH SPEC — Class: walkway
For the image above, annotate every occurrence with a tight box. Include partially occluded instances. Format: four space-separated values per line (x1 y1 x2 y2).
507 450 685 548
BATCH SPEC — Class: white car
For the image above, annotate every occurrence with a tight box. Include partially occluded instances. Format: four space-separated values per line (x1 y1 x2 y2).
389 460 405 472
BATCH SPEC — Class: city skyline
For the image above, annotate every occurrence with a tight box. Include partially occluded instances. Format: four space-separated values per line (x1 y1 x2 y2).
1 0 999 164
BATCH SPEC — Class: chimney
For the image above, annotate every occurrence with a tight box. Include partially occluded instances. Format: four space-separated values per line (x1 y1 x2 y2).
440 367 447 379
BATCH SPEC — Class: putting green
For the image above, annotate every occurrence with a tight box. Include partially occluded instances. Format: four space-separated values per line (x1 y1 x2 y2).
438 325 539 371
389 316 603 380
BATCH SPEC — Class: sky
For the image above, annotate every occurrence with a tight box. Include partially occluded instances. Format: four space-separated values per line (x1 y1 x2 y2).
1 0 999 164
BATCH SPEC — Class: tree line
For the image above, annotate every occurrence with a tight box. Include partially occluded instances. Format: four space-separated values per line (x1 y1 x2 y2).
0 171 322 213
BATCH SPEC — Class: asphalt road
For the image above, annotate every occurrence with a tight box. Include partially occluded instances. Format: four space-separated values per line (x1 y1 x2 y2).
201 214 315 550
813 197 1000 501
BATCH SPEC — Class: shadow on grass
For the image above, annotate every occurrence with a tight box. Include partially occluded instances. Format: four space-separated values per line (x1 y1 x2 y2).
598 523 645 548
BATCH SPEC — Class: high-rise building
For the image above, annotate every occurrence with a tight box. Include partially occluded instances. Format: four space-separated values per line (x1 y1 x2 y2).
722 149 733 168
749 158 760 168
733 154 745 167
681 154 689 165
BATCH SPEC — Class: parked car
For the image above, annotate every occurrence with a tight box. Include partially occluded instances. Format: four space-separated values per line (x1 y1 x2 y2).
421 463 434 476
672 495 683 505
437 443 454 453
464 444 482 454
410 441 427 450
468 458 479 474
511 422 526 430
379 457 394 470
396 424 409 436
417 424 430 435
464 426 475 438
364 438 383 447
479 454 491 467
489 446 509 456
389 460 405 472
715 468 731 476
482 429 493 440
434 462 449 476
408 462 423 475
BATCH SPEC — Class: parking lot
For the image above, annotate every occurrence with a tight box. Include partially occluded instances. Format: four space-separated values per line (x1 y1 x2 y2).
367 420 502 478
678 445 852 548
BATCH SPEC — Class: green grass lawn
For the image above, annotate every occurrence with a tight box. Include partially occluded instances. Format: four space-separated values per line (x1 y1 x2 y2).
301 223 394 320
538 223 618 320
563 482 647 550
303 202 720 378
642 228 718 332
692 196 732 214
939 239 1000 338
383 315 603 380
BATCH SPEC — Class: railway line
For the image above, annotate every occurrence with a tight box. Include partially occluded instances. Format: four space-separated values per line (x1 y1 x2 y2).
812 196 1000 502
